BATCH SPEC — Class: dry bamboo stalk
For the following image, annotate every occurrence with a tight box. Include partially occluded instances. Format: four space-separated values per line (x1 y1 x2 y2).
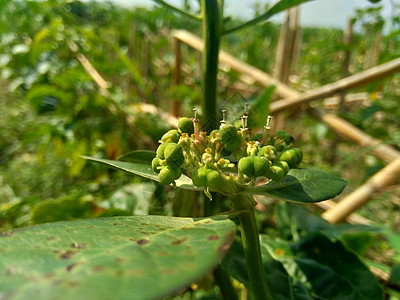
313 200 372 225
75 49 178 128
322 158 400 224
172 29 299 98
310 108 400 163
173 29 400 163
274 10 290 81
172 37 181 117
76 54 110 96
270 57 400 113
339 18 353 113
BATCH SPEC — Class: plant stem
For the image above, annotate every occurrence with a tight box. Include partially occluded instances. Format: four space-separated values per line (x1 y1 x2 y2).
213 265 239 300
230 193 273 300
201 0 222 132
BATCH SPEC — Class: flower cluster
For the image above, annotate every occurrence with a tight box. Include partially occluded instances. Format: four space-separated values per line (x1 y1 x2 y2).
152 109 302 199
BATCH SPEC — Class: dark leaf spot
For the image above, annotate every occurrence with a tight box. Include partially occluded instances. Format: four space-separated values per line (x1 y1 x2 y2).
162 269 175 274
158 251 168 255
172 237 188 245
45 272 56 278
136 239 149 245
115 270 124 276
66 263 79 272
87 225 96 228
92 265 105 273
6 267 17 276
204 221 213 224
60 250 76 259
71 242 84 249
113 222 124 226
46 236 57 241
0 231 14 237
141 223 149 226
207 235 219 241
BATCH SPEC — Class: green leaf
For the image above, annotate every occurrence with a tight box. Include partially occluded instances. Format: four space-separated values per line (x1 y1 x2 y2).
224 0 315 35
248 168 347 203
0 215 236 300
291 233 383 300
82 156 200 191
31 196 94 225
117 150 156 163
222 238 312 300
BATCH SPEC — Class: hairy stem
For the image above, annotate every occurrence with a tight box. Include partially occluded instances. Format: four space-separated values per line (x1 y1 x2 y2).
230 193 273 300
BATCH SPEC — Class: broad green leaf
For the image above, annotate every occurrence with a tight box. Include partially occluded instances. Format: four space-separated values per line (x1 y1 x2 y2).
248 168 347 203
274 202 382 253
260 233 383 300
291 233 383 300
0 215 236 300
82 156 201 191
118 150 156 163
222 238 312 300
31 196 94 225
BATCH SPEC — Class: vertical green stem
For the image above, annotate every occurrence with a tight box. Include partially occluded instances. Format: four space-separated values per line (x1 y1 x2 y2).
201 0 222 132
231 193 273 300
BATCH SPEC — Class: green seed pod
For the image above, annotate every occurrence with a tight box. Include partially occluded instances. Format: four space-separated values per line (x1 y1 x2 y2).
274 137 286 152
206 169 223 188
178 117 194 135
224 138 241 152
274 129 294 145
151 157 161 173
158 166 182 185
156 142 172 159
265 162 285 182
293 148 303 165
219 124 238 143
279 149 299 168
238 156 255 178
192 167 208 187
161 129 180 143
257 145 277 160
277 161 289 175
164 143 184 169
253 156 270 177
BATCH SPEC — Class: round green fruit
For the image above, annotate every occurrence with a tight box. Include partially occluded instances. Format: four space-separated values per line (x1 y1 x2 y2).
151 157 160 173
238 156 255 178
161 129 180 143
219 124 239 144
156 142 172 159
158 166 182 185
224 137 241 152
164 143 184 168
274 129 294 145
206 170 223 188
279 148 301 168
253 156 270 177
178 117 194 135
192 167 208 187
265 163 285 182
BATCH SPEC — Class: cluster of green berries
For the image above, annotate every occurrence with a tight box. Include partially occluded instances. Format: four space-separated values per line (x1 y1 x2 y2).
151 109 303 198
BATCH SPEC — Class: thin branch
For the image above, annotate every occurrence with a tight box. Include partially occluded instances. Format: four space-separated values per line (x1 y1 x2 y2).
223 0 314 35
153 0 202 20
